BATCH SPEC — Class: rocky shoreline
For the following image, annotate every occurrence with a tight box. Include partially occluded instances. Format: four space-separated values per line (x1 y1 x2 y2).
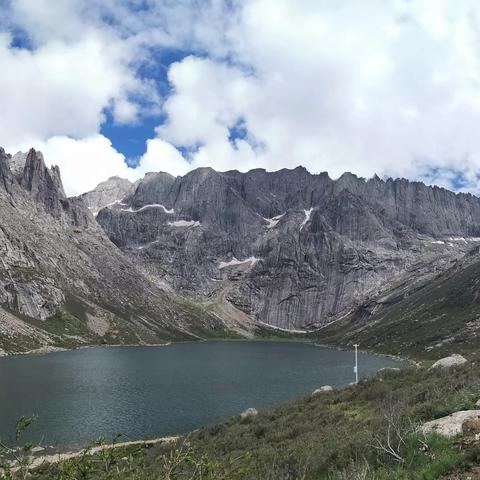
0 342 172 358
18 436 180 472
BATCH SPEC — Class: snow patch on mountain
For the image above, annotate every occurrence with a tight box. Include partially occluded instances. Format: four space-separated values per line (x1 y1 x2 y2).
218 256 259 269
168 220 201 228
121 204 175 214
300 208 313 230
263 214 285 229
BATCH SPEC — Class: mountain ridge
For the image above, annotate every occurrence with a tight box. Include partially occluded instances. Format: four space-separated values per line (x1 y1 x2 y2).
3 146 480 355
0 147 247 354
93 161 480 332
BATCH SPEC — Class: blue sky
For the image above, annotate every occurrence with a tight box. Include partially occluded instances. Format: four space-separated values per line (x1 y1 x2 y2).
3 0 480 196
5 17 168 164
100 48 193 165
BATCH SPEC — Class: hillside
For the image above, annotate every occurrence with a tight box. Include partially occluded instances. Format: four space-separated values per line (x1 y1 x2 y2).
0 148 245 354
314 245 480 359
5 147 480 356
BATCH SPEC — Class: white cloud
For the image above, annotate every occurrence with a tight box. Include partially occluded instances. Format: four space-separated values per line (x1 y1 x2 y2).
135 138 191 178
5 0 480 195
0 31 144 146
143 0 480 193
16 135 134 196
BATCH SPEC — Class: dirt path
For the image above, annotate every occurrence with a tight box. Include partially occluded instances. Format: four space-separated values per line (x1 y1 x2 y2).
207 263 258 337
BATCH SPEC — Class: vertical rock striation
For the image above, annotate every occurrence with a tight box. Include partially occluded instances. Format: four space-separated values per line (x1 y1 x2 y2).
94 166 480 330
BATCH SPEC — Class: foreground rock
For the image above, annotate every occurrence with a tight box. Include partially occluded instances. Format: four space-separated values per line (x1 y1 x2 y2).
240 408 258 419
430 354 467 369
420 410 480 437
312 386 334 395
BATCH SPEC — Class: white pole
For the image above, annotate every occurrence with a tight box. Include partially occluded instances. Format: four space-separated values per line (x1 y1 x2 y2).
353 344 359 384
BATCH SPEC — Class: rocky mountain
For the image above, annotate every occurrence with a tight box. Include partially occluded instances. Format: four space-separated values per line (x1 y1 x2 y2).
316 244 480 359
4 146 480 355
78 176 135 216
93 166 480 332
0 148 243 354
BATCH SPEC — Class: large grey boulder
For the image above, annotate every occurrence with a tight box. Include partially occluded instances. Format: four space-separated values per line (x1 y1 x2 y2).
420 410 480 438
30 446 45 454
240 408 258 419
430 354 467 369
312 385 334 395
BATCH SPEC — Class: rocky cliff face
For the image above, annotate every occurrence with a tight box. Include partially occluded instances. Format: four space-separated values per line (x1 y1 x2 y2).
316 244 480 359
0 148 237 354
4 146 480 353
78 176 135 216
94 166 480 330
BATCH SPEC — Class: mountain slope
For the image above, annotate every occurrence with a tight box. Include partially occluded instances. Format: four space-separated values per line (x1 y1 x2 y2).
94 166 480 331
314 245 480 359
0 148 244 354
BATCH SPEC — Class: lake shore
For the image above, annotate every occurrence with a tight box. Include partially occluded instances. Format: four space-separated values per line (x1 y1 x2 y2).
0 341 173 358
0 327 414 362
18 436 180 471
0 336 417 372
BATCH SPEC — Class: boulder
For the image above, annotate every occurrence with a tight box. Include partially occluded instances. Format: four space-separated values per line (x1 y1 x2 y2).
463 417 480 434
420 410 480 437
476 399 480 408
312 385 334 395
430 354 467 369
30 446 45 454
240 408 258 419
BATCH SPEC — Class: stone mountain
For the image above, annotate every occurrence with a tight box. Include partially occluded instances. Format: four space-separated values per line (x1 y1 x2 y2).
92 165 480 331
0 148 245 354
4 145 480 354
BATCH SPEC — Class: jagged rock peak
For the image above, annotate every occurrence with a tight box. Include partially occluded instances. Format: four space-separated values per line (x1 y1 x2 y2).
4 148 66 197
107 175 128 181
10 148 77 222
183 166 218 181
336 171 364 184
9 151 31 176
21 148 66 199
125 171 176 208
0 148 14 192
0 147 9 169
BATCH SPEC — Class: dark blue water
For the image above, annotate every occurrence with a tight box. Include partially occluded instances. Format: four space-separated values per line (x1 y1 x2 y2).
0 341 404 449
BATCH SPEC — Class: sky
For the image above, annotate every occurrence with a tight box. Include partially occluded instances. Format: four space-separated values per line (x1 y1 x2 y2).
2 0 480 196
